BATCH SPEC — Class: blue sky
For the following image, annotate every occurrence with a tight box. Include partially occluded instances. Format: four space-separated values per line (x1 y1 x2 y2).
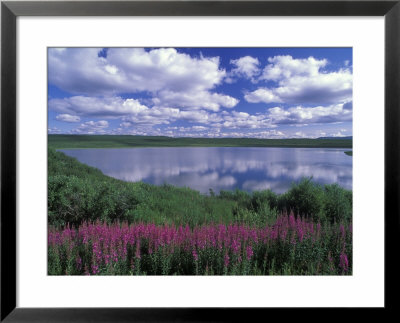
48 47 352 138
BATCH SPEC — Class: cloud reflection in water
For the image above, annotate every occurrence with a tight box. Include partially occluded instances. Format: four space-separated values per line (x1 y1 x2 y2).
60 147 352 194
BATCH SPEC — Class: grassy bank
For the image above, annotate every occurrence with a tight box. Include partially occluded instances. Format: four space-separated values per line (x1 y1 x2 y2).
48 134 352 149
345 151 353 156
49 148 352 228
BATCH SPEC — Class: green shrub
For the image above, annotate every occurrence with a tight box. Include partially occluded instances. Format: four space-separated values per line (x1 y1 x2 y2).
250 190 279 224
251 190 278 211
48 148 140 226
285 177 325 221
48 174 139 226
323 184 352 223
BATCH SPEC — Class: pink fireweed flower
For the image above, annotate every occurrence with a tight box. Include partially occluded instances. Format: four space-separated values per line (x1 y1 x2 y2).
340 224 346 239
339 252 349 272
49 217 351 275
289 213 296 229
192 249 198 261
297 226 304 242
112 249 118 263
339 252 349 273
230 239 240 255
246 245 254 261
104 254 111 265
91 264 99 275
270 226 278 240
279 227 288 241
92 241 102 264
224 253 230 267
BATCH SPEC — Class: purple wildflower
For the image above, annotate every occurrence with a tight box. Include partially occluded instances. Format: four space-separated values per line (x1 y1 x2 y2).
224 253 230 267
246 245 254 261
192 249 198 261
339 252 349 273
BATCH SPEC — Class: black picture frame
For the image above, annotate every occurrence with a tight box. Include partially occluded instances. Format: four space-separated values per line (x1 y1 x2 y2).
1 0 399 321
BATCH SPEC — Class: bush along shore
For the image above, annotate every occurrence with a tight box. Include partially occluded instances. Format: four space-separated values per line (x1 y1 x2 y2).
48 148 352 275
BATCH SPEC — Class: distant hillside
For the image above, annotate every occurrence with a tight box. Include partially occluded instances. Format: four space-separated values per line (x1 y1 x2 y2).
48 135 352 149
317 136 352 140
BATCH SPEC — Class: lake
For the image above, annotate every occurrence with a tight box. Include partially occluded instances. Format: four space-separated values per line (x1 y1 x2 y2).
59 147 352 194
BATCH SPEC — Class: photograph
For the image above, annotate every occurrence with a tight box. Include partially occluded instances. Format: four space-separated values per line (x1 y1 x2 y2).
2 0 398 319
47 47 353 276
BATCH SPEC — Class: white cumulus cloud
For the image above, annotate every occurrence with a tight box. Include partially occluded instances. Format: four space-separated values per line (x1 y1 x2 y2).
55 114 80 123
227 56 260 82
48 48 239 115
154 90 238 112
48 47 227 96
244 88 282 104
71 120 109 134
49 96 149 118
266 102 352 125
245 55 352 105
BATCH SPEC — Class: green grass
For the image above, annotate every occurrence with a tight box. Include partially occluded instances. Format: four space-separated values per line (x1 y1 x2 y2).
48 134 352 149
344 151 353 156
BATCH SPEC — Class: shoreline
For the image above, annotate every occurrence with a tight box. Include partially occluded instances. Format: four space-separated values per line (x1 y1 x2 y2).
56 146 352 151
48 148 353 227
48 134 353 150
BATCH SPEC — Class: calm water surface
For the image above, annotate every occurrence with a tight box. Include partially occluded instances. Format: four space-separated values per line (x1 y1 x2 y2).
60 147 352 194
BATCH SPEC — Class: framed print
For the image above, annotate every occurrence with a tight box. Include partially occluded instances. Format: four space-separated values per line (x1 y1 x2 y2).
1 0 399 321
